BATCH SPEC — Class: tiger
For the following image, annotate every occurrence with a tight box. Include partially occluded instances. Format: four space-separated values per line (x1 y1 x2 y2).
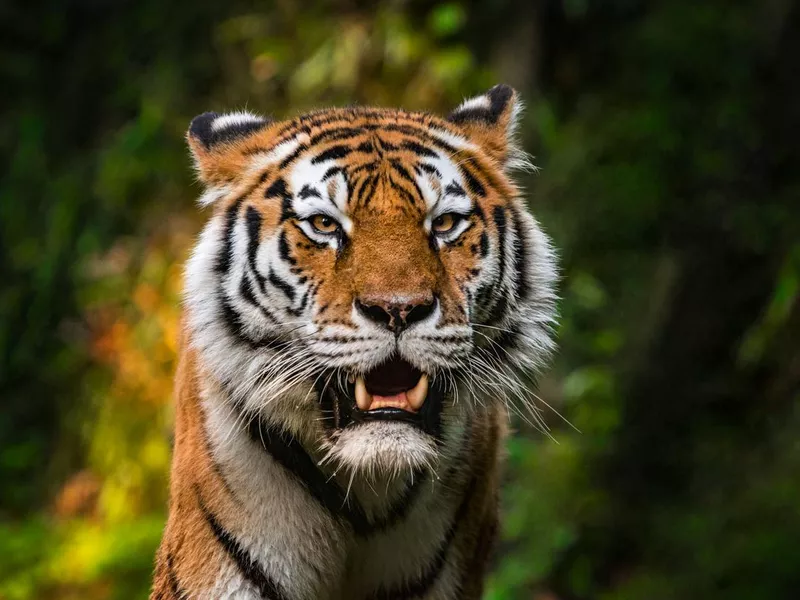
151 84 558 600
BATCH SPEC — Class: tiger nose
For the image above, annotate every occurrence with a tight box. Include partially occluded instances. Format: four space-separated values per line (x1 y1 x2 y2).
355 294 437 333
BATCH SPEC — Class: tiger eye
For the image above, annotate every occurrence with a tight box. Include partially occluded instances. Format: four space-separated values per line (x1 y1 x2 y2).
310 214 339 234
432 213 457 233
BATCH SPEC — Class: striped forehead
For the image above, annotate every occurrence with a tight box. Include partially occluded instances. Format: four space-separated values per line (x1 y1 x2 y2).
280 126 475 217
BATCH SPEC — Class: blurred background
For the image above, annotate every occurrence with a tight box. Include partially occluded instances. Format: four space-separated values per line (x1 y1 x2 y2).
1 0 798 598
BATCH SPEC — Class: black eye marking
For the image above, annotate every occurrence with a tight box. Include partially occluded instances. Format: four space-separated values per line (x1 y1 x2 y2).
298 185 322 199
418 163 441 178
444 182 466 197
322 166 343 181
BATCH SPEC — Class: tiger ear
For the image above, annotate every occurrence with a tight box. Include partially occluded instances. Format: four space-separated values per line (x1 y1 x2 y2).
447 84 530 172
187 111 272 205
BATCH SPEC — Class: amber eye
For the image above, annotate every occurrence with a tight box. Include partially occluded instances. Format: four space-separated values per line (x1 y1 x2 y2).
309 214 340 235
432 213 462 234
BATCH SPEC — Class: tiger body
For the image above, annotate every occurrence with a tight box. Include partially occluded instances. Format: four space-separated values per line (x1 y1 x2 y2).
152 85 557 600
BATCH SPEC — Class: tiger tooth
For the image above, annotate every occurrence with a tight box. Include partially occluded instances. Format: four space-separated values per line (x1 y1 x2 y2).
407 374 429 411
355 376 373 411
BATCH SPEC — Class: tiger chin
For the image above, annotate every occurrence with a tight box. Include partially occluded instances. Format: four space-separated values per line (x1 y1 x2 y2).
151 85 558 600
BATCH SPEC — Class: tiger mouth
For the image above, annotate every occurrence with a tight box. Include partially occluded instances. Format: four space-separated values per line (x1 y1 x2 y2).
317 356 444 435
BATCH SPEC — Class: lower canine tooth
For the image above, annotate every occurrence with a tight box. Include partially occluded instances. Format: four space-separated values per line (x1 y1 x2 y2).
407 374 429 410
355 377 372 411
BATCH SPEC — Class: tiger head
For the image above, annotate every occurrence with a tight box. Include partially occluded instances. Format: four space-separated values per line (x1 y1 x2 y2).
185 85 557 477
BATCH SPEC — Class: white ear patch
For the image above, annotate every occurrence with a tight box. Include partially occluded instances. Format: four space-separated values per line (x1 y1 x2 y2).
452 94 492 113
447 84 515 127
447 84 534 173
211 111 265 132
188 110 271 150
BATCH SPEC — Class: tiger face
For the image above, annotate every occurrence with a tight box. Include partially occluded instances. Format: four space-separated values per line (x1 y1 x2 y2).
185 85 557 477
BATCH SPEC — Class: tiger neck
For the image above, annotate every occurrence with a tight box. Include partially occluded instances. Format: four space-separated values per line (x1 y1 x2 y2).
196 375 470 529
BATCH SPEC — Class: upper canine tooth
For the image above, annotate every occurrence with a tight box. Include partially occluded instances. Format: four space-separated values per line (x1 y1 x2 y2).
407 374 429 411
355 377 373 411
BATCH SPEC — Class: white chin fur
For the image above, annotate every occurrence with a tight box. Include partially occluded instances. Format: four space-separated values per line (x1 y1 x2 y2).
321 422 438 478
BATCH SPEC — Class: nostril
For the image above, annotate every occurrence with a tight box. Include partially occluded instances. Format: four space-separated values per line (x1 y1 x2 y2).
405 299 436 326
356 295 437 331
356 300 393 328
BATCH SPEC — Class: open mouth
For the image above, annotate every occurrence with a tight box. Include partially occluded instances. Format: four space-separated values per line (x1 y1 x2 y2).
317 355 444 436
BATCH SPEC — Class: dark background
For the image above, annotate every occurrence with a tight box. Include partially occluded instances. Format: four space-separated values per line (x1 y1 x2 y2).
1 1 798 598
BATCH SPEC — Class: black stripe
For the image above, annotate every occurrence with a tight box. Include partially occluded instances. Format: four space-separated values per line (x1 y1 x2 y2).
418 163 441 178
245 206 268 289
311 145 352 164
390 159 424 202
279 144 308 169
265 178 297 223
278 231 297 265
196 486 290 600
493 206 508 280
485 206 509 324
298 185 322 199
460 164 486 197
382 124 458 154
265 178 288 200
309 127 365 146
165 553 188 600
219 294 285 350
216 198 244 275
365 476 477 600
479 231 489 257
388 177 418 207
357 140 374 153
246 418 426 538
508 205 531 301
350 173 370 206
492 206 507 287
322 166 343 181
401 140 438 158
359 173 379 207
448 106 493 125
274 108 431 139
463 155 502 195
482 322 521 362
239 274 279 324
246 418 371 534
444 182 466 197
268 270 296 302
485 295 508 327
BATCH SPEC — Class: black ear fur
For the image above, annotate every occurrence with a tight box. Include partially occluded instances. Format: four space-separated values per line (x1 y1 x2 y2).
188 111 271 149
447 84 515 126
